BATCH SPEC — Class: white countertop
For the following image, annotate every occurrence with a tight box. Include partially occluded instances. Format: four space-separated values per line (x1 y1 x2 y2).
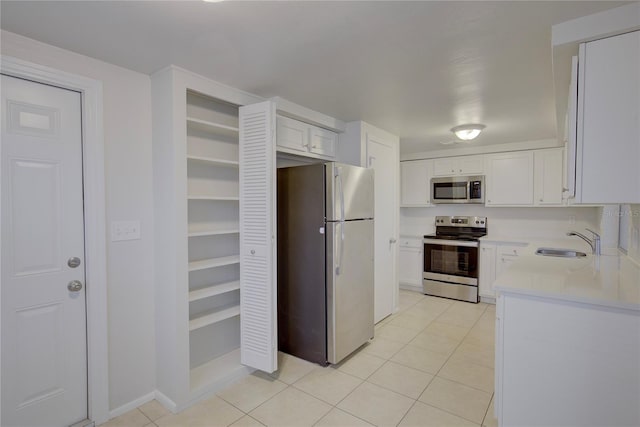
399 231 640 310
493 240 640 311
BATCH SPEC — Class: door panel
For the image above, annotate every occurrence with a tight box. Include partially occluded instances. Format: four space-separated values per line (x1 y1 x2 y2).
1 75 87 426
327 220 374 364
366 137 398 323
239 101 278 373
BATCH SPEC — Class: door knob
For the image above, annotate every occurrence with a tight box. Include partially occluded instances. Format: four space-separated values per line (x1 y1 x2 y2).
68 280 83 292
68 257 81 268
390 238 397 244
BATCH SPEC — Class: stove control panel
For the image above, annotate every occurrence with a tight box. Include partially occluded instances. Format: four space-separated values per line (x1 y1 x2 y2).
435 216 487 228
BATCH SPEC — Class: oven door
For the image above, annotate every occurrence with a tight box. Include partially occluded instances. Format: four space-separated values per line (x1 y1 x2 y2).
423 239 479 302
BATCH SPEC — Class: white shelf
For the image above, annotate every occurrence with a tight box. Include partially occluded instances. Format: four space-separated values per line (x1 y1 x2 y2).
189 303 240 331
189 348 250 394
188 255 240 272
189 280 240 302
187 195 239 201
187 155 239 168
187 117 239 134
188 229 239 238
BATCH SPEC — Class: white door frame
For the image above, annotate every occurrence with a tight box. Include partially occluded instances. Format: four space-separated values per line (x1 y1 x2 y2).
1 55 109 425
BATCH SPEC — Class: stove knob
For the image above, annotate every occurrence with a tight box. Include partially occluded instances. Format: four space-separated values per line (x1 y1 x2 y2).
481 221 485 224
475 220 479 224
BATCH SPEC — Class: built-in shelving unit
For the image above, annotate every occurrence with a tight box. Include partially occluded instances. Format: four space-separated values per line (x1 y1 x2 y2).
185 90 242 394
152 66 261 412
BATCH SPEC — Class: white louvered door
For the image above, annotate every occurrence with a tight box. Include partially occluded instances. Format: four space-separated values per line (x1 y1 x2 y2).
239 101 277 373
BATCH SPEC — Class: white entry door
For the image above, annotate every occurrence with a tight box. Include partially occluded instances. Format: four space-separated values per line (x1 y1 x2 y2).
366 132 399 323
1 75 87 426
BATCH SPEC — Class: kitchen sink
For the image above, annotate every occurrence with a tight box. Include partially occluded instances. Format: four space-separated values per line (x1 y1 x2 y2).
535 248 587 258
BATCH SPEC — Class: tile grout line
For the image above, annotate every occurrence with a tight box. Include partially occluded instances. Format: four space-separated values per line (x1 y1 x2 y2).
416 302 495 424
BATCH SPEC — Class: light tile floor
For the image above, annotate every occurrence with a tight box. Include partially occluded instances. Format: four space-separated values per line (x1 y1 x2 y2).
102 290 498 427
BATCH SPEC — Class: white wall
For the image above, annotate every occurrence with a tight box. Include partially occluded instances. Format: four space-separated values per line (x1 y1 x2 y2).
401 205 599 241
1 31 156 411
627 204 640 263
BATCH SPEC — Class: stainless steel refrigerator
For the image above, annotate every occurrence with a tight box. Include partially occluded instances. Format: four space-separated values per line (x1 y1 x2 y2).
277 162 375 365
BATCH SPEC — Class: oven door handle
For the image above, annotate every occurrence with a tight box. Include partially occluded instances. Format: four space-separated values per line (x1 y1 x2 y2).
423 238 479 248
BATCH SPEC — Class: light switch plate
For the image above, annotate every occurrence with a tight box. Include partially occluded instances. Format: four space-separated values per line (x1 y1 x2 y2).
111 220 141 242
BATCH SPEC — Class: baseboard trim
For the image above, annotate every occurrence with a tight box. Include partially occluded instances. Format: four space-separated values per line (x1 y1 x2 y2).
399 283 423 293
154 390 179 414
108 392 155 420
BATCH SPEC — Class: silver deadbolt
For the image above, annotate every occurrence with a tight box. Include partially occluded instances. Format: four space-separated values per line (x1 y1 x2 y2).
68 257 81 268
68 280 83 292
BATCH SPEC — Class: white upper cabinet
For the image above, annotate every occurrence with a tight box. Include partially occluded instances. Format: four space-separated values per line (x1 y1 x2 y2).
432 155 484 177
276 115 337 160
486 151 534 206
400 160 432 206
534 148 564 206
571 30 640 204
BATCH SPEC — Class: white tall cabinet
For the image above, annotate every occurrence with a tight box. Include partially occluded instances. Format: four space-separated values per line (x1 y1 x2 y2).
152 66 264 411
339 121 400 322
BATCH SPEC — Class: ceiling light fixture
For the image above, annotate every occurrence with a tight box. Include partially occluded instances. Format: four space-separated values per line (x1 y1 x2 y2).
203 0 225 3
451 124 486 141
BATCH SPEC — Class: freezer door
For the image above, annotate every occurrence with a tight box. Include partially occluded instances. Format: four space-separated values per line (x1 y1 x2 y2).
327 219 375 364
326 163 374 221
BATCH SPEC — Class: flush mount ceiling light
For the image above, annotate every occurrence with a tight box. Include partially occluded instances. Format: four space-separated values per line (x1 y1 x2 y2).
203 0 225 2
451 124 486 141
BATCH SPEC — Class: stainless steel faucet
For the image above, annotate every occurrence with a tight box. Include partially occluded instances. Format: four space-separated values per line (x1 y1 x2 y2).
567 228 601 255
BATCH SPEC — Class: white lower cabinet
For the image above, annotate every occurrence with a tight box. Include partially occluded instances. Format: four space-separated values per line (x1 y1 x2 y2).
496 293 640 426
479 241 526 299
479 243 497 298
399 237 423 289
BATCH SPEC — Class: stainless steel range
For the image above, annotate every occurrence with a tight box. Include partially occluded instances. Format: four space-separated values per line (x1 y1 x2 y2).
423 216 487 303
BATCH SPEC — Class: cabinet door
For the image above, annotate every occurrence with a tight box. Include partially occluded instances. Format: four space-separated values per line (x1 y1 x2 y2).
496 254 517 278
534 149 563 205
479 244 497 298
578 31 640 204
401 160 431 206
459 155 484 175
239 101 277 373
309 126 337 158
432 158 456 176
366 129 399 323
486 152 534 206
399 247 422 286
276 115 308 153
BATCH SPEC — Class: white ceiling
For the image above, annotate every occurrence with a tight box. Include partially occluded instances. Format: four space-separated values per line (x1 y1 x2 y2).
0 1 629 154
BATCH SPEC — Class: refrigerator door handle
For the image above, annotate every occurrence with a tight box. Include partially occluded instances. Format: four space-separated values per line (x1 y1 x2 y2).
335 167 345 275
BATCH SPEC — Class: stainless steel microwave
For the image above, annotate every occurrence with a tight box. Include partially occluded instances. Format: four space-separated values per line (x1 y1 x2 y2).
431 176 484 204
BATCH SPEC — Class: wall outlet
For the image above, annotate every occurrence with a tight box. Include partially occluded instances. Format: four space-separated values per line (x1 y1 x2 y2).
111 220 141 242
